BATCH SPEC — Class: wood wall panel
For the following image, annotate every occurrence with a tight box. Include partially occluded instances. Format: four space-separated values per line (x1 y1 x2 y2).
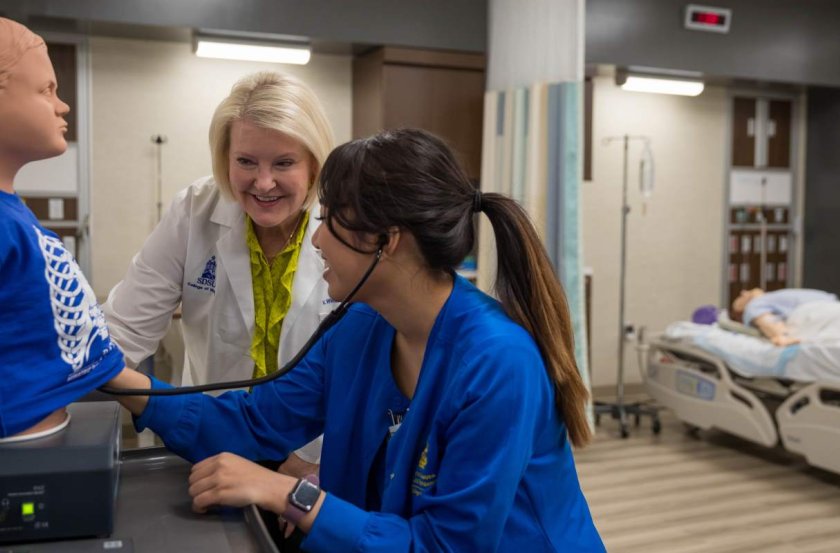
382 64 484 178
353 47 485 180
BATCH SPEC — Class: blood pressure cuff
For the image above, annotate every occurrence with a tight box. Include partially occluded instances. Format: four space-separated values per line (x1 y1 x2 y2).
0 192 124 437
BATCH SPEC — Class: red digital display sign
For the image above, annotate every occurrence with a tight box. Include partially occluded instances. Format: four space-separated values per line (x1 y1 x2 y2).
691 12 726 26
685 5 731 33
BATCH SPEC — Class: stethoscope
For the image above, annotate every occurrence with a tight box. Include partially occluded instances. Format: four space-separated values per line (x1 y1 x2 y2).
100 235 385 397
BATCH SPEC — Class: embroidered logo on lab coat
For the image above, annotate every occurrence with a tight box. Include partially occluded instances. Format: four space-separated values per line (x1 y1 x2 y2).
34 226 112 379
187 256 216 294
412 441 437 496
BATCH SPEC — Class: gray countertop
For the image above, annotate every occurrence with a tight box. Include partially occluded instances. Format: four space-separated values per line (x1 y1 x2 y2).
4 447 272 553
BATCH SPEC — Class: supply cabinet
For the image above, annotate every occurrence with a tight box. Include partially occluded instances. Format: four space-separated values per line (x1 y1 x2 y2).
725 95 797 305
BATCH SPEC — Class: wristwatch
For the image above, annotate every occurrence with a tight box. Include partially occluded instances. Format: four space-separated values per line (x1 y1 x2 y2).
283 474 321 525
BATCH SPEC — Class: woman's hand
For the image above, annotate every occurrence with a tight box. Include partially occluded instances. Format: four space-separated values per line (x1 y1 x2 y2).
188 452 294 514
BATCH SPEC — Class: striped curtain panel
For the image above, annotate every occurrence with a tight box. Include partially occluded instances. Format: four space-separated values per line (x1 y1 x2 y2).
478 81 593 411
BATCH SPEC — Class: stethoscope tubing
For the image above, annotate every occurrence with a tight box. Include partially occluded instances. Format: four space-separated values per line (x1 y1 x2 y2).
100 248 383 397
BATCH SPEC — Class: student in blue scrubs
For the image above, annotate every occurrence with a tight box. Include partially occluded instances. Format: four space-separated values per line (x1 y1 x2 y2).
110 128 605 552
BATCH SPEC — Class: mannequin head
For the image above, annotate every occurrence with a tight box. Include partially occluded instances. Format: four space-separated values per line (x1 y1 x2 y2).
730 287 765 322
0 18 70 192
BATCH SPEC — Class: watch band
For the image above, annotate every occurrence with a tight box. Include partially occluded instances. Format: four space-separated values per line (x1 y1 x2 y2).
282 473 320 525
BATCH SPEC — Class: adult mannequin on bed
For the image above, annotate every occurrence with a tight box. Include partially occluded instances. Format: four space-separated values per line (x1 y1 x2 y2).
730 288 838 347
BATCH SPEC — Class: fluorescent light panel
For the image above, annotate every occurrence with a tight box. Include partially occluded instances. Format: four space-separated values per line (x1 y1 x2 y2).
195 39 310 65
621 76 704 97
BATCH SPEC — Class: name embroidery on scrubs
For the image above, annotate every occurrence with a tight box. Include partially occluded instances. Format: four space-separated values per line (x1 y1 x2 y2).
187 255 217 293
34 226 113 380
412 441 437 496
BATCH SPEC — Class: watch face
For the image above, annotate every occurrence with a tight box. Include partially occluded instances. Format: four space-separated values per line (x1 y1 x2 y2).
290 479 321 512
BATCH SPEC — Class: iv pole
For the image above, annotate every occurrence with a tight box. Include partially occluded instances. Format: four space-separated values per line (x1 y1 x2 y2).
140 135 168 382
151 135 168 224
595 134 661 438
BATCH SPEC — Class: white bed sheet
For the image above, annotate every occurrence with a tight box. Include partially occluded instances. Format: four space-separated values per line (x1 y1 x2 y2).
665 301 840 384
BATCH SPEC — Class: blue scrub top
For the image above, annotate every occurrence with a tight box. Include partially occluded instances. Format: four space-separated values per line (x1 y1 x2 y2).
137 275 605 552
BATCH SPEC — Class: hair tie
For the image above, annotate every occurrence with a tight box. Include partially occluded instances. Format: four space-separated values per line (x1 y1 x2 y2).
472 189 483 213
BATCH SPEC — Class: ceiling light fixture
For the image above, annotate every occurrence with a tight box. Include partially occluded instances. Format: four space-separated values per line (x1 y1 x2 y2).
620 75 705 96
193 33 311 65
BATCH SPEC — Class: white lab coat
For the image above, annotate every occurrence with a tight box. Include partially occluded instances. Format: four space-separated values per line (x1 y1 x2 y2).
103 177 333 462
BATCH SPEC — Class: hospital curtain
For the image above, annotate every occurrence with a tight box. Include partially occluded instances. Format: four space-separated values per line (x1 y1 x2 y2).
477 82 593 419
481 0 591 422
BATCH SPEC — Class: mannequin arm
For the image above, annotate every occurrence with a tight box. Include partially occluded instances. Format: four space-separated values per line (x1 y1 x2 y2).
752 314 799 346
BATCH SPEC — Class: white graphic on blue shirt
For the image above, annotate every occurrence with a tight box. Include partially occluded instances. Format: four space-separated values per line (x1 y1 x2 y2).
34 226 112 377
187 255 216 293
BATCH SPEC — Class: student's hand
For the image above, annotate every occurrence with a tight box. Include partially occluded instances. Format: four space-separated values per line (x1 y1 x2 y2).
278 452 319 479
188 452 295 515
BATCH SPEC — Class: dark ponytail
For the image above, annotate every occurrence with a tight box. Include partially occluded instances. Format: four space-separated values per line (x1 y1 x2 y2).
480 194 591 448
319 128 591 447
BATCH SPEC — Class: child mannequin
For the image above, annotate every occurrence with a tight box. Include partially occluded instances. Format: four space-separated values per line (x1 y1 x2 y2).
0 18 124 440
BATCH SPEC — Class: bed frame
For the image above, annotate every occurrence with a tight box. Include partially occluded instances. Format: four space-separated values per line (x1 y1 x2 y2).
777 382 840 474
639 337 840 475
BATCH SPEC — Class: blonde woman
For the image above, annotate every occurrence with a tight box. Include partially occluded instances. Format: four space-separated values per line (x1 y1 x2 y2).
103 72 334 475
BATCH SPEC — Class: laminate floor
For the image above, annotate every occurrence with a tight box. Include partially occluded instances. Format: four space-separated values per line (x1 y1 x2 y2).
576 409 840 553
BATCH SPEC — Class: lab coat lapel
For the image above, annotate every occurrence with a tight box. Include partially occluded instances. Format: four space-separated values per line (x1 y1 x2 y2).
211 198 253 330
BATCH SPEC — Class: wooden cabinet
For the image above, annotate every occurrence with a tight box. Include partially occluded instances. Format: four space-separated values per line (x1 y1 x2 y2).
352 47 485 179
767 100 792 169
725 94 797 306
732 97 756 167
731 96 792 169
727 207 791 302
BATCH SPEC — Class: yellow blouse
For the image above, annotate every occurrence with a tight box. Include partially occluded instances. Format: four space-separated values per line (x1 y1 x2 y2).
246 212 309 378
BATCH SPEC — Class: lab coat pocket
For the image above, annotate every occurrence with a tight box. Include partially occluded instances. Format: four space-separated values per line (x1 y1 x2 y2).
218 312 249 346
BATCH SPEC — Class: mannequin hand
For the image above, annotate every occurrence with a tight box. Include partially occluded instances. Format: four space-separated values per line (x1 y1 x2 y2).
771 334 800 347
189 452 294 514
105 368 151 415
278 453 319 479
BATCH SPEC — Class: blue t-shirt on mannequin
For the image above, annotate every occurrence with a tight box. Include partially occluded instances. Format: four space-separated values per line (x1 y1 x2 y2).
0 191 123 437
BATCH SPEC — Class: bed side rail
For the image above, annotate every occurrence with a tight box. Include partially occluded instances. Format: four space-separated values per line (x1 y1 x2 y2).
640 336 778 447
776 382 840 475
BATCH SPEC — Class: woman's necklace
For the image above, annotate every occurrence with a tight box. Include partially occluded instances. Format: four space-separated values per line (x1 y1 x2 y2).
261 211 303 263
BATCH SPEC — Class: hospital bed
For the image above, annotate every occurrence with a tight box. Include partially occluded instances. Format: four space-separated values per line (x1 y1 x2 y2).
639 329 840 476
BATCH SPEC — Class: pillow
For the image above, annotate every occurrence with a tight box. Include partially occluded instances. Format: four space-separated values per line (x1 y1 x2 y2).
691 305 719 325
717 309 763 338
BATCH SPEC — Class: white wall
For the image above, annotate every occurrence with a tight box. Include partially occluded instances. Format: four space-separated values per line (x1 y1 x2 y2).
88 36 352 297
584 76 727 388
